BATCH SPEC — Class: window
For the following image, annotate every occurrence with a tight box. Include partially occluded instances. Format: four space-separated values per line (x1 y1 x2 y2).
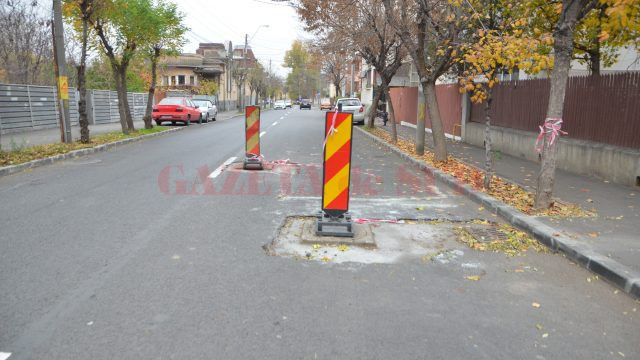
159 98 184 105
171 76 176 85
189 76 195 85
337 99 361 106
178 75 186 85
163 76 169 86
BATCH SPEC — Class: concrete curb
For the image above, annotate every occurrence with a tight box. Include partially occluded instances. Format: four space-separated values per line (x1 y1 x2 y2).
0 126 185 178
356 127 640 299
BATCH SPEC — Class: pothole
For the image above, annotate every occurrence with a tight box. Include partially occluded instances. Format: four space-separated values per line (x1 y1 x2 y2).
265 217 546 264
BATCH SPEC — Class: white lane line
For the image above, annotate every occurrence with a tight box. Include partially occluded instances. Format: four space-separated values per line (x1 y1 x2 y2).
272 121 278 126
260 131 267 137
208 156 237 179
279 116 284 120
0 352 11 360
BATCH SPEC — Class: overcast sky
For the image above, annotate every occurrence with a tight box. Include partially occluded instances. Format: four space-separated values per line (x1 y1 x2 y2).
174 0 309 78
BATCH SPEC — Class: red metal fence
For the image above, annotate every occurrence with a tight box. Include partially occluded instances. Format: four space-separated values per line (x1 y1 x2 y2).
390 84 462 136
469 72 640 149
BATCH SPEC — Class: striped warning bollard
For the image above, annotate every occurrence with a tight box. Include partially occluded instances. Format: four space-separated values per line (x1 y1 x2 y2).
316 110 354 237
244 105 263 170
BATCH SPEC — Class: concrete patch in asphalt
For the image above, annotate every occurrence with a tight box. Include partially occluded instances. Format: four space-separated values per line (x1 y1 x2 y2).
266 216 483 264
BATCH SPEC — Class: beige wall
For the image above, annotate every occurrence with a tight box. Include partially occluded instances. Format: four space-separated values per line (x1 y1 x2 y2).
158 67 199 87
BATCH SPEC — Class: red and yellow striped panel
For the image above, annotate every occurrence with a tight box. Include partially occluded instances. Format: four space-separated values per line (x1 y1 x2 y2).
322 112 353 212
245 106 260 156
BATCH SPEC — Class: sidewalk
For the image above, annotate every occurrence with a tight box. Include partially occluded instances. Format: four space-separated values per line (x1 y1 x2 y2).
374 119 640 276
0 109 243 150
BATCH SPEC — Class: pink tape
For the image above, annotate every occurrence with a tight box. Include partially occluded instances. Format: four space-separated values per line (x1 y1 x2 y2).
322 109 340 149
535 117 568 153
353 218 399 224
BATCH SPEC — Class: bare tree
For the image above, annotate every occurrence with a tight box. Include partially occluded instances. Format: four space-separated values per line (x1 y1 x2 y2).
298 0 405 141
382 0 467 160
0 0 53 85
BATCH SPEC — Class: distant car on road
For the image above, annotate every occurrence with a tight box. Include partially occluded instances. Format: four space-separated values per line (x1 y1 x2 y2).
285 99 292 108
320 99 332 110
274 100 286 110
300 99 311 109
336 98 365 125
192 99 217 123
153 97 201 126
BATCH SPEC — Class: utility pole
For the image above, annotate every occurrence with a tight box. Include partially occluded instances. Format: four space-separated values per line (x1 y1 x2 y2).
243 33 248 109
269 59 272 107
350 63 355 98
52 0 72 143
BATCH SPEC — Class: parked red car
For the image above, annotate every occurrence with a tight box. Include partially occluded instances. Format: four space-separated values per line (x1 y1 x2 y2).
153 97 202 126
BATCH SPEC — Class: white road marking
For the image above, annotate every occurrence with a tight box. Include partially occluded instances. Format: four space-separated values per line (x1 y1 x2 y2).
279 116 284 120
260 131 267 137
272 121 278 126
0 352 11 360
208 156 237 179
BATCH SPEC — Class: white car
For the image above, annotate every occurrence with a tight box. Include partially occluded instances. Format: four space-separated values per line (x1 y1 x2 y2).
285 99 292 108
192 99 217 123
274 100 286 110
336 98 365 125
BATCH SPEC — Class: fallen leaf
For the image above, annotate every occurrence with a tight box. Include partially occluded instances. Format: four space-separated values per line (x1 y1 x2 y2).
312 244 322 250
321 256 331 262
588 232 599 238
542 333 549 338
580 188 591 192
535 324 543 331
586 198 593 203
337 244 349 252
532 302 541 308
465 275 481 281
618 352 625 357
477 207 485 211
416 206 424 211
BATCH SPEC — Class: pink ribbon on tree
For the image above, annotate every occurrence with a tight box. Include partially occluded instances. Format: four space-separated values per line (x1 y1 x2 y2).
535 117 568 153
322 108 340 149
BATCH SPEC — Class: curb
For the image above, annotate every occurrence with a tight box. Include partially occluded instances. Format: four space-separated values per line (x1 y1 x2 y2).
356 126 640 299
0 126 185 178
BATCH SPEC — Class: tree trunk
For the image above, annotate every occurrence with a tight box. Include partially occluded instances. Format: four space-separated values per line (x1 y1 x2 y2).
423 81 448 161
367 85 383 128
385 84 398 144
143 48 159 129
483 92 493 190
112 65 129 134
77 17 90 143
535 0 582 209
589 6 604 76
117 68 134 131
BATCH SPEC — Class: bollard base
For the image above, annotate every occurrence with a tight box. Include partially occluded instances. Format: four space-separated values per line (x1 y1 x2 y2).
316 211 354 237
243 157 263 170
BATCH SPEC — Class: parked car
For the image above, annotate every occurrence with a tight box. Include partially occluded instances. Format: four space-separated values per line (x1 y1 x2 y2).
274 100 286 110
336 98 365 125
285 99 292 108
320 99 332 110
153 97 201 126
192 99 217 123
300 99 311 110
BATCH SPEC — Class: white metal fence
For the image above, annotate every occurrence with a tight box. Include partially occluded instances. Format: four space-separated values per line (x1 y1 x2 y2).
0 83 148 134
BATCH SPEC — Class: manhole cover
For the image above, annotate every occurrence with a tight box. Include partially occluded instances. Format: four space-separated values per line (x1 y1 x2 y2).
464 225 508 243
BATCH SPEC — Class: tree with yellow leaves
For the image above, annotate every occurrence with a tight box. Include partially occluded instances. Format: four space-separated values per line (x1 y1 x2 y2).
528 0 639 75
457 0 553 190
534 0 637 209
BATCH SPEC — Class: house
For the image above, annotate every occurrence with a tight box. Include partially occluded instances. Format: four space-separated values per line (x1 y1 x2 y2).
158 42 259 111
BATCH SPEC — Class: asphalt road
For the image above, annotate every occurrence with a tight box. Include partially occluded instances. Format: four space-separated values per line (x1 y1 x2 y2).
0 108 638 359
